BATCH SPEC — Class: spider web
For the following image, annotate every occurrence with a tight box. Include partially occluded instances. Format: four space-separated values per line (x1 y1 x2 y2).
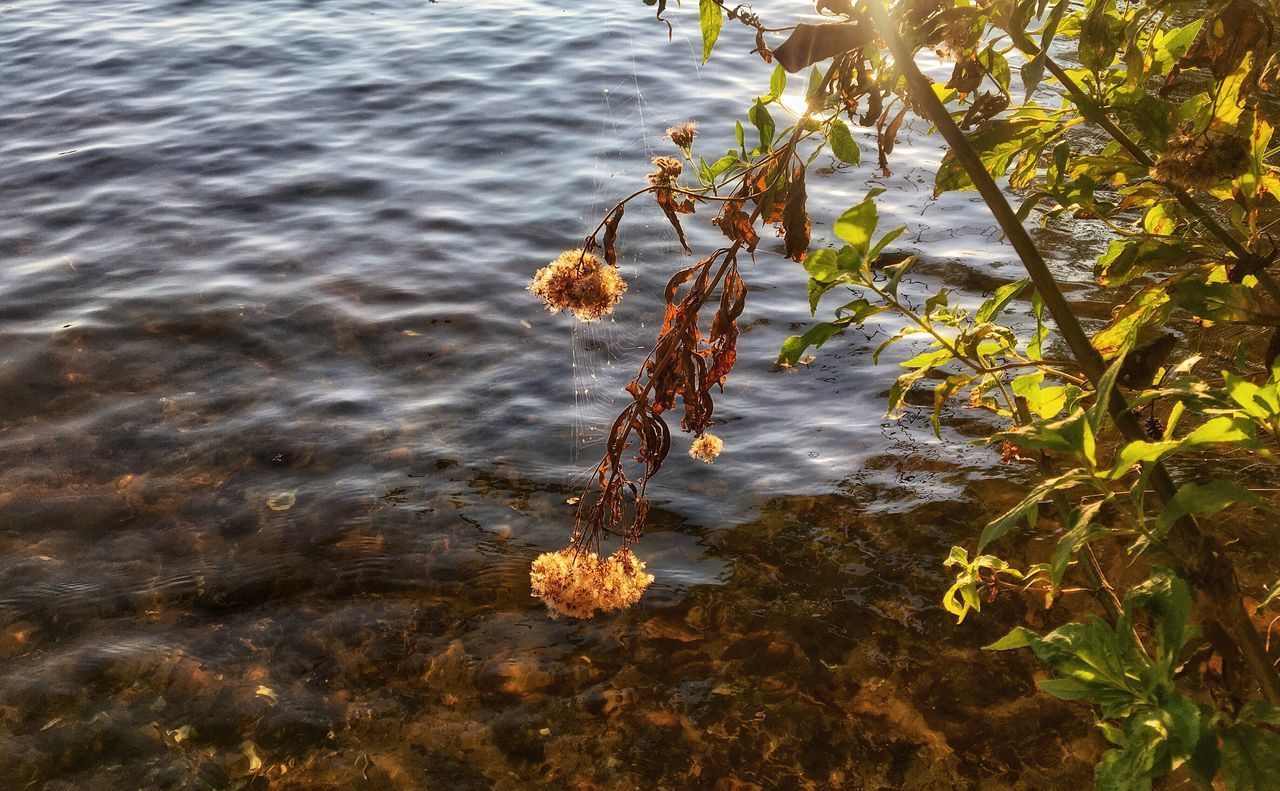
565 13 703 486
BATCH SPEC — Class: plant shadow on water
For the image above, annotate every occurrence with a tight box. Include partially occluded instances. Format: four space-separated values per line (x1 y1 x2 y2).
0 444 1104 789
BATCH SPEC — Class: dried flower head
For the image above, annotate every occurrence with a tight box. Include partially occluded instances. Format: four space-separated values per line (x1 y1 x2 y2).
1151 133 1250 190
689 433 723 463
529 249 628 322
666 121 698 151
651 155 683 179
530 547 654 619
1143 415 1166 440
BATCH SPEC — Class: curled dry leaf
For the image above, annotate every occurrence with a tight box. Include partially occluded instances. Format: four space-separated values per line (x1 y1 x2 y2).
877 106 907 176
959 92 1009 130
654 188 695 253
601 204 624 269
946 58 984 96
713 199 760 251
781 167 810 263
753 29 773 63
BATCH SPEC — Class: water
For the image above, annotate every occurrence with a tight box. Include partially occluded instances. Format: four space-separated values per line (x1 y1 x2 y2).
0 1 1113 787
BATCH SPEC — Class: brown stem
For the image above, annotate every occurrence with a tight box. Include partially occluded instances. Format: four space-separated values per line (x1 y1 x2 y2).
868 0 1280 703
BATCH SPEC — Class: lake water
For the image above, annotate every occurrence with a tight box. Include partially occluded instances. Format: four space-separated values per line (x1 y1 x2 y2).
0 1 1113 787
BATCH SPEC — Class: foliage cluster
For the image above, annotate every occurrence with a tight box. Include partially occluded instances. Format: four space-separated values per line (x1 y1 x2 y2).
541 0 1280 785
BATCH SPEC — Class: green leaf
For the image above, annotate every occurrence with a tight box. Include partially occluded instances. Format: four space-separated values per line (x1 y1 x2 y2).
1028 289 1048 360
887 367 931 417
931 374 972 438
1108 438 1182 477
1155 480 1269 535
1126 568 1192 661
901 346 955 370
935 118 1055 195
998 409 1096 466
833 189 884 257
1038 677 1099 701
1022 617 1152 718
828 118 860 165
1224 371 1280 420
835 297 884 323
1150 20 1203 77
1021 0 1070 100
1092 283 1174 357
978 470 1087 550
1049 499 1109 586
1078 0 1121 72
749 100 775 150
706 153 740 181
1012 373 1071 420
1257 581 1280 614
1181 416 1257 447
975 278 1029 323
698 0 723 63
806 66 822 98
803 248 840 282
868 226 907 262
1220 723 1280 791
777 321 845 364
769 64 786 98
1087 351 1126 435
1110 417 1259 478
984 627 1035 651
1238 700 1280 728
1094 238 1196 288
1169 280 1273 325
978 45 1011 94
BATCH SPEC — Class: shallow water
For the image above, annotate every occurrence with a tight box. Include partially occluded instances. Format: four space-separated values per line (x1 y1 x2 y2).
0 1 1127 787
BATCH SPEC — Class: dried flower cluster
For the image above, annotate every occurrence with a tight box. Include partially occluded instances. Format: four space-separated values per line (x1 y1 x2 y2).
529 547 654 619
689 432 723 463
666 121 698 152
648 155 684 185
1151 133 1250 190
529 249 628 322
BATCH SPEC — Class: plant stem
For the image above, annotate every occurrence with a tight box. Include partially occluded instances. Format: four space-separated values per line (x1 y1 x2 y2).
868 0 1280 704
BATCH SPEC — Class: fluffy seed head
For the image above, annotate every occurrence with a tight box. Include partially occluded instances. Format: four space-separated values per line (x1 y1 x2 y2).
530 547 655 619
529 249 627 322
666 121 698 150
651 155 683 179
689 433 723 463
1151 133 1250 190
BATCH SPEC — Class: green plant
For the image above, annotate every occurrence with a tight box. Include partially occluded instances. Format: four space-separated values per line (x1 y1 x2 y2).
536 1 1280 786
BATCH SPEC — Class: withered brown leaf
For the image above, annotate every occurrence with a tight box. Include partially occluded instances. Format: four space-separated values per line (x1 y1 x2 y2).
602 204 624 269
959 92 1009 130
773 23 873 74
654 188 694 253
946 58 984 96
713 199 760 251
781 167 810 263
